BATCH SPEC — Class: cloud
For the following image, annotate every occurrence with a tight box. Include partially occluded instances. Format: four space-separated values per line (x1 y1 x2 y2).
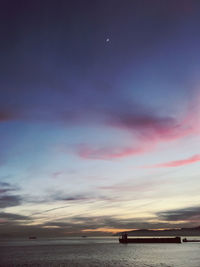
157 206 200 222
111 106 199 143
108 112 179 140
74 112 179 160
0 189 12 194
0 181 17 194
24 191 113 215
76 144 147 160
30 192 111 215
0 212 30 222
51 192 93 202
99 180 159 193
32 205 71 215
0 182 10 187
74 101 200 160
0 194 22 208
38 215 178 233
0 110 16 122
144 154 200 168
0 211 198 237
0 182 22 208
57 195 90 201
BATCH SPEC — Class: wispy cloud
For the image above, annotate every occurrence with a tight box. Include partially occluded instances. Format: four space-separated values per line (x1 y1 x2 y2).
0 212 31 222
76 143 148 160
0 195 22 208
32 205 71 215
144 154 200 168
55 195 90 202
99 180 159 193
0 182 22 208
30 192 112 215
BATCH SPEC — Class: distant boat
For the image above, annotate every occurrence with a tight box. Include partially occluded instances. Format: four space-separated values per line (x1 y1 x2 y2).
82 235 87 238
29 236 37 240
119 234 181 244
183 238 200 242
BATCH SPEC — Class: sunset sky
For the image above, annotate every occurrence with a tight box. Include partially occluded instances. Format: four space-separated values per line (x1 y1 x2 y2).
0 0 200 237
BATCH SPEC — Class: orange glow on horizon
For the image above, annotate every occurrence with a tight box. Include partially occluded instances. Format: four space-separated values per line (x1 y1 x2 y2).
82 227 182 233
82 228 135 233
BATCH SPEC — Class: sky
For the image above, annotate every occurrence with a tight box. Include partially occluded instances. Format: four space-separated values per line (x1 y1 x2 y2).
0 0 200 237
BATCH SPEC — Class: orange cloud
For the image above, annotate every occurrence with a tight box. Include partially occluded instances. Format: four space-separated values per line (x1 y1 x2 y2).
82 227 134 234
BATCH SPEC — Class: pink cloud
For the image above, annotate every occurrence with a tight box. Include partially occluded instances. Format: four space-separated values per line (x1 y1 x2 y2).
76 111 199 160
76 143 153 160
74 95 200 160
0 110 14 122
109 91 200 145
108 109 199 142
144 154 200 168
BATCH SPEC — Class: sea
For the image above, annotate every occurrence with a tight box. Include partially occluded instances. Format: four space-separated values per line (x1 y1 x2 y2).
0 236 200 267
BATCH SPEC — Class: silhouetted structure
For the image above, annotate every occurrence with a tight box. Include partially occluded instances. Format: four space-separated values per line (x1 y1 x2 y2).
119 234 181 244
122 232 127 241
183 238 200 242
29 236 37 240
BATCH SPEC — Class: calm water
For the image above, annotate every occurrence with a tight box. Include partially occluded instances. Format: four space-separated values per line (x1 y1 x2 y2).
0 236 200 267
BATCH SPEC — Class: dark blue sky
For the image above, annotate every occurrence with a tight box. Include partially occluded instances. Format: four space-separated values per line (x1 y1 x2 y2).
0 0 200 236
